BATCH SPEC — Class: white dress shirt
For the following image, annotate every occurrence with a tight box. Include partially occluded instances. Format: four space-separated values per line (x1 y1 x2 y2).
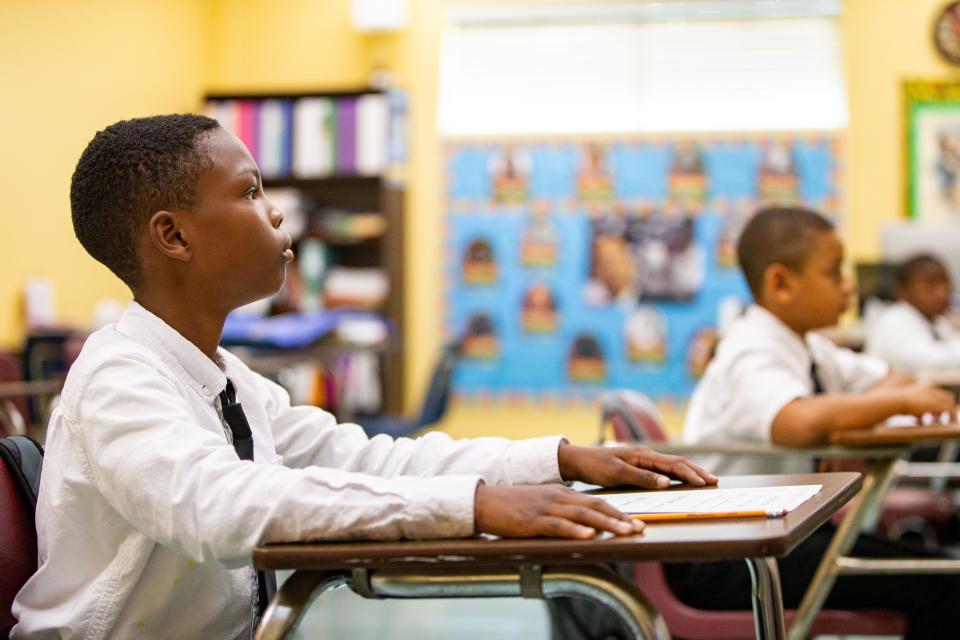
864 301 960 374
12 301 564 640
683 305 889 476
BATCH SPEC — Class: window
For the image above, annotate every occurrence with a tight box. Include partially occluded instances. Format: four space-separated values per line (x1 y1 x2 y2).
438 1 846 135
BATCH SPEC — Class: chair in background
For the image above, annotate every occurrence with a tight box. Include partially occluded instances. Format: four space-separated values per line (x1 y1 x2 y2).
355 339 462 438
0 435 44 637
0 353 30 438
598 389 907 639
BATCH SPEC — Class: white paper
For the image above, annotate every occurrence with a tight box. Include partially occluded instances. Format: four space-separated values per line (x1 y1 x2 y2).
598 484 822 518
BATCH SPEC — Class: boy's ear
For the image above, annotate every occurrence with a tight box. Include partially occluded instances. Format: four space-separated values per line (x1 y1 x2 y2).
147 210 192 262
764 263 797 305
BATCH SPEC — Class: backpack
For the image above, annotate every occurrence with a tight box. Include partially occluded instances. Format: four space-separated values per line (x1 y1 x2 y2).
0 435 43 513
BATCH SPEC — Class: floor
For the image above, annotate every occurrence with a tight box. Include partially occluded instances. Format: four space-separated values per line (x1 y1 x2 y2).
285 573 899 640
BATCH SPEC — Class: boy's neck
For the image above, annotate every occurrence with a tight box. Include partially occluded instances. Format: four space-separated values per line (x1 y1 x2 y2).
133 290 226 360
756 301 810 338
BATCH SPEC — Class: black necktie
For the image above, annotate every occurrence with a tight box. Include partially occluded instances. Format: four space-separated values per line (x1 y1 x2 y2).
810 360 825 395
218 379 277 622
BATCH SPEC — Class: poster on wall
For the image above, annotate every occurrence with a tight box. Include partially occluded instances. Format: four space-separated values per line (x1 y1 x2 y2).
444 134 841 402
905 80 960 221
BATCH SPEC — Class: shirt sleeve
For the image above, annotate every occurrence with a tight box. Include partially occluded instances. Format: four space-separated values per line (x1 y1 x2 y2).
722 351 810 443
72 355 494 568
257 373 565 486
813 334 889 391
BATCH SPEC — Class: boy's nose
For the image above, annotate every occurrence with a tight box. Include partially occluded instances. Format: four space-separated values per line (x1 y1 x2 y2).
271 208 285 227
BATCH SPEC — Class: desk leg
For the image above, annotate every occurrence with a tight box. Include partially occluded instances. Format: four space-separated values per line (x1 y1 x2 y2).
254 570 348 640
746 557 785 640
788 456 899 640
360 565 671 640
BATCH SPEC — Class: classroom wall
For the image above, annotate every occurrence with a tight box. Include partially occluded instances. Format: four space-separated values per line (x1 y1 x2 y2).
0 0 210 347
205 0 371 93
841 0 957 261
4 0 959 441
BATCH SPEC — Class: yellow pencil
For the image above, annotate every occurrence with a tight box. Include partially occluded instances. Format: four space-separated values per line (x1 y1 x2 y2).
630 510 775 522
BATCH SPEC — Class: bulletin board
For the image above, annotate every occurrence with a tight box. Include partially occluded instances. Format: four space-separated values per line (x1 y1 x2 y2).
443 134 841 402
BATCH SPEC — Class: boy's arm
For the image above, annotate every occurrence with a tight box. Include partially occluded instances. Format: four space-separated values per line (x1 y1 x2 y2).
74 357 500 563
259 371 717 488
260 374 565 486
771 383 956 447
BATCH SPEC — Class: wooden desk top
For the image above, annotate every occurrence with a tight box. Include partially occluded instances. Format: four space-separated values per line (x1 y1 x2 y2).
831 424 960 447
253 473 860 572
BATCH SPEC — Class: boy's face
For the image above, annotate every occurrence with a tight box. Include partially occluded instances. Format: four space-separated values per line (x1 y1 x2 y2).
183 128 293 310
770 230 852 333
899 261 952 320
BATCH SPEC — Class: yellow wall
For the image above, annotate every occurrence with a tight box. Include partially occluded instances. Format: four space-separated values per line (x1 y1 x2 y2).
841 0 958 261
5 0 960 442
0 0 210 346
205 0 371 93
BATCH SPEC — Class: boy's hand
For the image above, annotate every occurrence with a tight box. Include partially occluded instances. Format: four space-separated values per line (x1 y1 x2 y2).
474 484 645 539
896 383 957 417
557 444 718 488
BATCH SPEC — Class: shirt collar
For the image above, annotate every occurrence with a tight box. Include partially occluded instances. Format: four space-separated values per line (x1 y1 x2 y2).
743 304 812 365
115 301 228 402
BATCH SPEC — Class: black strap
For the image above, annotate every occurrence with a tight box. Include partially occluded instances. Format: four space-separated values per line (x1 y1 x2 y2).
0 435 44 514
218 380 277 621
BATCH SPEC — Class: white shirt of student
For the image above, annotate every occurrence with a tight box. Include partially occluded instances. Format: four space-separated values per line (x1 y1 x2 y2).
683 305 889 476
12 301 564 640
864 301 960 374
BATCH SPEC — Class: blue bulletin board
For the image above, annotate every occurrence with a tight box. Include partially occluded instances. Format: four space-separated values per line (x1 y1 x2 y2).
443 134 841 402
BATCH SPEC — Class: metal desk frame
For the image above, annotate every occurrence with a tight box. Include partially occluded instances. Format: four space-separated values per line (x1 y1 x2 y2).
651 439 960 640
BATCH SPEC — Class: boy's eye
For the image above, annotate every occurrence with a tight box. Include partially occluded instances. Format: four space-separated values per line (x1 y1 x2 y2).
244 187 257 199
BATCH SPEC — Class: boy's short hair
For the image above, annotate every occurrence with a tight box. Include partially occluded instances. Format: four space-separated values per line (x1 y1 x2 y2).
895 253 947 286
70 114 221 288
737 206 835 299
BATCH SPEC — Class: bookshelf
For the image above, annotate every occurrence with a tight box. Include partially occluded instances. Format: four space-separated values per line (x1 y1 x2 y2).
204 88 406 415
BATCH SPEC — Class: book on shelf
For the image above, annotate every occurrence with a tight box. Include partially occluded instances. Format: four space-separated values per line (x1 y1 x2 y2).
205 91 395 181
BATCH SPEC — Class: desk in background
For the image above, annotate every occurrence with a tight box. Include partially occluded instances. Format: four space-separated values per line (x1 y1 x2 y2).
653 425 960 640
253 473 861 640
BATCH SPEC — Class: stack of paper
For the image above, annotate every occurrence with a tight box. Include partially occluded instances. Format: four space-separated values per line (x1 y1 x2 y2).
598 484 822 520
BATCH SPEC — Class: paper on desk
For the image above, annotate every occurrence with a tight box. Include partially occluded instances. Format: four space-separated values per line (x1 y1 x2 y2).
883 411 957 429
598 484 822 518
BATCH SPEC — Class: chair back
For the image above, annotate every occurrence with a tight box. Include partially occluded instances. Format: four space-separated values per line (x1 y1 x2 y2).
415 339 462 428
599 390 669 444
632 562 906 639
0 436 43 637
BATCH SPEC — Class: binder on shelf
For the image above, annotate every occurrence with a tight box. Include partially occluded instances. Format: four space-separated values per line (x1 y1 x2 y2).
236 100 260 163
258 99 291 179
335 97 358 175
206 100 240 140
356 93 388 176
293 97 335 178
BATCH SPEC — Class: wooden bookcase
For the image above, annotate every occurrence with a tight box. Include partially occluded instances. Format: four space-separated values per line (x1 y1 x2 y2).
204 89 405 415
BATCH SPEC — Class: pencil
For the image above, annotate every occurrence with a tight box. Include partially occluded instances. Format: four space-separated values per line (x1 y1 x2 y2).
630 510 777 522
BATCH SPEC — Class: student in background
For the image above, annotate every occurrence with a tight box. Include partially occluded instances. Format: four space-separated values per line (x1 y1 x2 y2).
674 206 960 640
11 115 716 639
865 253 960 373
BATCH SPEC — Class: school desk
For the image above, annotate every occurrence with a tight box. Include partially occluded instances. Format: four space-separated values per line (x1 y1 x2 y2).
651 425 960 640
251 472 861 640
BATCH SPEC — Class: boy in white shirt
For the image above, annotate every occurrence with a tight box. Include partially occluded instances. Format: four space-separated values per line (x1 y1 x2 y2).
11 115 715 639
672 206 959 640
865 253 960 373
